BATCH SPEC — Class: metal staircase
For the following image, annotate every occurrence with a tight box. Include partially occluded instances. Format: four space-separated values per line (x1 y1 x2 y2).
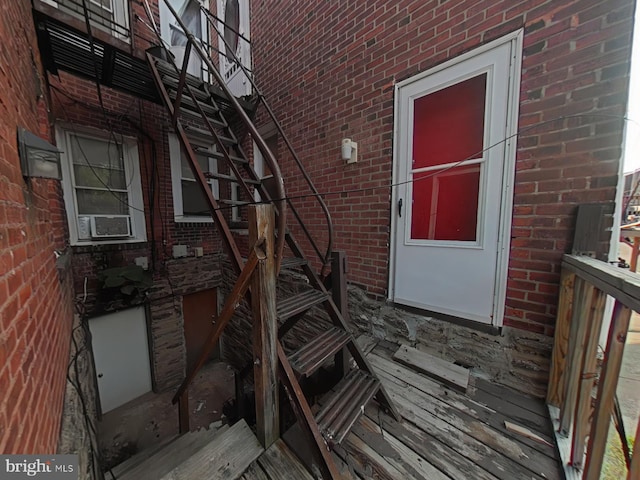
144 2 399 478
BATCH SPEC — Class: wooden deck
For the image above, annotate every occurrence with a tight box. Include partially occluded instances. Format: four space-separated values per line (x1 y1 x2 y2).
247 340 562 480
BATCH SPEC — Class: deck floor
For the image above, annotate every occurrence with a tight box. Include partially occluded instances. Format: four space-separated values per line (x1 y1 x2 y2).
246 340 562 480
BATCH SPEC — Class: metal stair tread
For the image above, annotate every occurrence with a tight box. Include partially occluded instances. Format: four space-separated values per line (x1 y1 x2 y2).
153 58 255 112
276 289 329 322
205 172 260 185
288 327 352 377
316 369 380 446
279 257 308 270
168 91 219 117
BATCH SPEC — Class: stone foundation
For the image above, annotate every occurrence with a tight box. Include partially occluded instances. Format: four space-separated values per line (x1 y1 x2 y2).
58 315 101 480
148 254 223 392
348 286 553 398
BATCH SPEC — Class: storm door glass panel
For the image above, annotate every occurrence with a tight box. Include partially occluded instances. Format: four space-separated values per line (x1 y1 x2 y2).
410 73 486 241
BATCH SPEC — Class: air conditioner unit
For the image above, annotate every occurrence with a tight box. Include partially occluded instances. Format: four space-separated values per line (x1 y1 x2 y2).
90 215 131 238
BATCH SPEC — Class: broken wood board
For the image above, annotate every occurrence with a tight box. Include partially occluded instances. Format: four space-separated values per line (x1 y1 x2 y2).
160 420 263 480
393 344 470 392
505 421 554 448
257 439 315 480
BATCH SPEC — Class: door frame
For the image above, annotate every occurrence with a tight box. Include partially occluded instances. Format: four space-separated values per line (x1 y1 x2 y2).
388 30 523 327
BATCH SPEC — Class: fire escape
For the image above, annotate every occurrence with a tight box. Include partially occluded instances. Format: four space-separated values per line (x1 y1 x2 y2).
32 1 399 478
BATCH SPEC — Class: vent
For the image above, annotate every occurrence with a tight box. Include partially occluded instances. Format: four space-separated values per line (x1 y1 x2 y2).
90 216 131 238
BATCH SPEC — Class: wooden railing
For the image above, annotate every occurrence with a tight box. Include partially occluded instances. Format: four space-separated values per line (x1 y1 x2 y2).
547 254 640 479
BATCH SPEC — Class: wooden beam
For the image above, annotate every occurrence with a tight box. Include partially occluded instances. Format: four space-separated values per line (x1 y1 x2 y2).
250 205 279 448
331 250 350 377
547 270 576 407
571 288 607 467
559 278 593 434
628 414 640 479
393 344 470 392
584 301 633 480
562 254 640 313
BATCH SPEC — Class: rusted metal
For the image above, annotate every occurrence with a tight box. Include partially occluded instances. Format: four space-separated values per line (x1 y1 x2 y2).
289 327 351 377
276 289 329 322
171 41 193 126
277 343 343 480
160 0 286 274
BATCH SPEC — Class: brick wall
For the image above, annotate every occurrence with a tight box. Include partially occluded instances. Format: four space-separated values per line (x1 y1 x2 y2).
46 11 225 394
0 0 75 454
251 0 634 336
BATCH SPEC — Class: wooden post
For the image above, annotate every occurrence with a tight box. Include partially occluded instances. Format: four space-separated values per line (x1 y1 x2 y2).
547 269 576 406
584 301 632 480
332 251 350 377
249 204 279 448
331 250 349 322
571 288 607 467
559 278 593 434
631 238 640 272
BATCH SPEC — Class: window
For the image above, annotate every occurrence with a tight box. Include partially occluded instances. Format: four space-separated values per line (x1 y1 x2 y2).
160 0 210 79
217 0 251 96
169 134 220 222
57 126 146 245
42 0 131 40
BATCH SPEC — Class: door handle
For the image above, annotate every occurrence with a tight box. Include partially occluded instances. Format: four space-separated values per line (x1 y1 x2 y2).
398 198 403 217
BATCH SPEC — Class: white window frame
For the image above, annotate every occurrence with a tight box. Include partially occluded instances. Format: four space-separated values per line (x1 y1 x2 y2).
217 0 252 96
169 133 220 223
41 0 131 42
57 124 147 246
160 0 210 81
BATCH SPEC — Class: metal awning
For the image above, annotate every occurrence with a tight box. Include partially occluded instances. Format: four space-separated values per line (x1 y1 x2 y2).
34 11 160 103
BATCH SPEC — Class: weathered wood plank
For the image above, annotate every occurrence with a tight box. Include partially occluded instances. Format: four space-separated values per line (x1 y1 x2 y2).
560 278 594 434
471 378 551 426
159 420 264 480
376 367 560 480
393 344 469 392
257 439 315 480
355 334 379 357
250 205 279 448
584 302 633 480
562 254 640 313
119 426 229 480
369 354 556 457
241 462 270 480
342 430 414 480
382 386 544 480
571 288 607 467
366 405 498 480
547 405 582 480
353 415 452 480
547 270 576 407
365 405 500 480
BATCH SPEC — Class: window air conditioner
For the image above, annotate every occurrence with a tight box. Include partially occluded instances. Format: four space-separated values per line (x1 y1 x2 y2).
90 215 132 238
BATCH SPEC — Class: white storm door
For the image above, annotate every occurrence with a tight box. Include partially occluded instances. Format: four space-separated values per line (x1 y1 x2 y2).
160 0 208 78
89 306 152 413
391 34 521 325
217 0 251 96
